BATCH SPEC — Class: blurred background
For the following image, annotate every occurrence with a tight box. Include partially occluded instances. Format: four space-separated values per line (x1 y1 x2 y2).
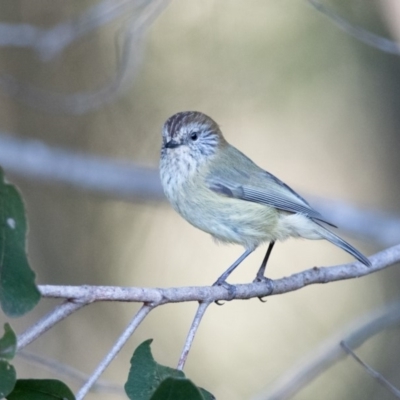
0 0 400 399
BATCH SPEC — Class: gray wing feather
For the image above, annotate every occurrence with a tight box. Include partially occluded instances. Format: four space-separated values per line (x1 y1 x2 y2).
207 166 335 226
241 186 326 221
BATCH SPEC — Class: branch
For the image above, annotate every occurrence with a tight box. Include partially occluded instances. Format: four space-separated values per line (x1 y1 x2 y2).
1 132 399 244
75 303 154 400
341 342 400 398
0 0 141 61
38 244 399 304
0 132 163 201
17 244 400 396
17 350 124 394
308 0 400 55
17 300 89 350
309 197 400 246
254 300 400 400
177 302 211 370
0 0 169 114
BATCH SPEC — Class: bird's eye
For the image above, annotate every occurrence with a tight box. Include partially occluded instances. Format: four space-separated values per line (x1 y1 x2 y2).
190 132 199 141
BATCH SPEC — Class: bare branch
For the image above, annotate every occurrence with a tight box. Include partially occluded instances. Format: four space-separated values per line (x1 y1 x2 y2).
17 300 89 350
177 302 211 370
254 301 400 400
75 303 154 400
38 244 399 304
341 342 400 398
0 0 170 114
15 245 400 395
308 0 400 54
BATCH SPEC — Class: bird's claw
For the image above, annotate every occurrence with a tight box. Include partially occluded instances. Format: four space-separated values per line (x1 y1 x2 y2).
258 296 268 303
213 280 237 305
253 275 274 302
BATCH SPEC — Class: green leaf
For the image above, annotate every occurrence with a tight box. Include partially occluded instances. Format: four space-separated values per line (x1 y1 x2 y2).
125 339 185 400
0 323 17 360
199 387 215 400
0 359 16 398
6 379 75 400
125 339 214 400
149 377 205 400
0 168 40 317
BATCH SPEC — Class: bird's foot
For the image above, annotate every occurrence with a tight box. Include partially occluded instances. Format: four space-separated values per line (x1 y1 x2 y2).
253 275 274 302
212 279 237 305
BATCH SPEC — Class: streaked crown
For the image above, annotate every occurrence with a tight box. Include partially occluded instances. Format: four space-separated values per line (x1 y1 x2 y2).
161 111 225 158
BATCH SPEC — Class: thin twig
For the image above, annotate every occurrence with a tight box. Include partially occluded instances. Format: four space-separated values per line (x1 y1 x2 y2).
340 342 400 398
17 350 124 394
308 0 400 55
75 303 154 400
38 244 400 304
177 302 211 370
17 300 89 350
255 300 400 400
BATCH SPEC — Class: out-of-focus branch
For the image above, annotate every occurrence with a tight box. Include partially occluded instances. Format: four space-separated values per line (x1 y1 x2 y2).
1 132 399 243
308 0 400 54
0 0 170 114
256 300 400 400
18 350 124 394
309 197 400 247
0 133 163 201
341 342 400 399
38 244 399 304
0 0 143 61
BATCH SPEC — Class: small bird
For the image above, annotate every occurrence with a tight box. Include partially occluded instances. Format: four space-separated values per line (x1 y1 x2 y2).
159 111 371 288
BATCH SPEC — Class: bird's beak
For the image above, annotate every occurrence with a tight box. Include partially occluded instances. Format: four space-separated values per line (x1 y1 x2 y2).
165 139 180 149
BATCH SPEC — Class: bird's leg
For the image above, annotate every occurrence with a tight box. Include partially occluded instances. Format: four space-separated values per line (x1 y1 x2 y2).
213 248 254 298
254 241 275 282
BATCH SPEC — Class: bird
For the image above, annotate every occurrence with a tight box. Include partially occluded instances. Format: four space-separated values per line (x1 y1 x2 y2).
159 111 371 288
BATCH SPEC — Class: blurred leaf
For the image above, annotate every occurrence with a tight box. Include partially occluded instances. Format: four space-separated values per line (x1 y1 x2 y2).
149 377 206 400
0 168 40 317
0 359 16 398
0 323 17 360
6 379 75 400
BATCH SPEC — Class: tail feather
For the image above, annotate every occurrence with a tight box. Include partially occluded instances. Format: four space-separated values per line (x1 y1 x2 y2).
315 223 371 266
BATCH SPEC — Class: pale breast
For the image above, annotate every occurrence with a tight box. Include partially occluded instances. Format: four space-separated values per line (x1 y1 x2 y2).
160 153 308 249
170 175 282 248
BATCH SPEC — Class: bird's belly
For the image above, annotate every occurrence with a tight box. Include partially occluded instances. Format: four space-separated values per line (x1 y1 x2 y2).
162 175 322 248
177 194 280 249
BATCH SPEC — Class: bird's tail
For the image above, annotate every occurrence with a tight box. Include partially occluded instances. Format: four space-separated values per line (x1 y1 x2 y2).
314 223 371 266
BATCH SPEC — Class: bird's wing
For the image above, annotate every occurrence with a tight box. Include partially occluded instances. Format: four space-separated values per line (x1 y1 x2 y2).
206 147 335 226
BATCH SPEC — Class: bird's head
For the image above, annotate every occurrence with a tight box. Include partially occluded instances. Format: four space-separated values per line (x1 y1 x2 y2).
161 111 226 164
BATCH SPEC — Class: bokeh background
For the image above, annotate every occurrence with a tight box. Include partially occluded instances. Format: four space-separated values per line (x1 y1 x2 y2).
0 1 400 399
